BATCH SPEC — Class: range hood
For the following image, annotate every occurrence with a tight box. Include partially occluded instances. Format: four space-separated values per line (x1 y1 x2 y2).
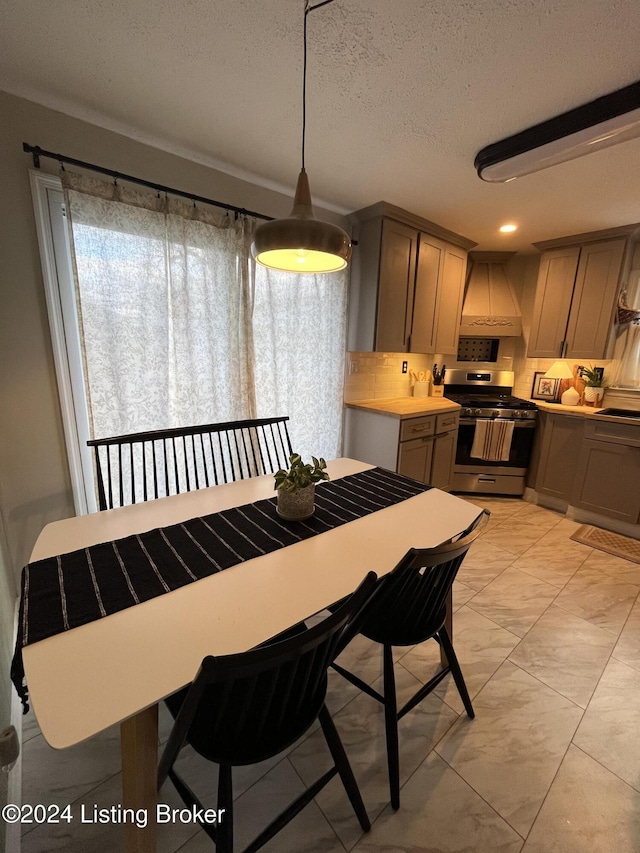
460 252 522 337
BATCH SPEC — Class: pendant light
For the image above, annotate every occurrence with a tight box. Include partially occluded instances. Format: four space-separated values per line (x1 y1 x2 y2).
251 0 351 274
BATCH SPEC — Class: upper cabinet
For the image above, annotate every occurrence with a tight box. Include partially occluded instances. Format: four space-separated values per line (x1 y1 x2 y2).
347 202 476 354
527 226 639 359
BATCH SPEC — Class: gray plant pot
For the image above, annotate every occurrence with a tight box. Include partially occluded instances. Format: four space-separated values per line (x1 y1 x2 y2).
276 484 315 521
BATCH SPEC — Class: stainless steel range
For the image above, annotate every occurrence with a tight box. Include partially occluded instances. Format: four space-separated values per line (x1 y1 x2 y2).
444 369 538 495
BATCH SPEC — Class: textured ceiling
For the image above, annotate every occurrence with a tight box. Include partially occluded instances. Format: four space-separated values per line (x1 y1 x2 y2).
1 0 640 251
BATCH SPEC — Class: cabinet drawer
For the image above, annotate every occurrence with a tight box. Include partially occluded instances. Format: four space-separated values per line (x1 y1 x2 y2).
585 419 640 447
435 411 459 433
400 416 435 442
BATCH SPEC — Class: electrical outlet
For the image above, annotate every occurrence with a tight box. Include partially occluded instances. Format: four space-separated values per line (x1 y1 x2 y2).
402 361 408 374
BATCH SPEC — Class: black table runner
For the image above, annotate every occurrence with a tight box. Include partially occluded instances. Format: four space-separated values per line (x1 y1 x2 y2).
11 467 429 711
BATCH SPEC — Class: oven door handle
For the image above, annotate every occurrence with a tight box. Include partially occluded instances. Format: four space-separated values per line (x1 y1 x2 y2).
459 418 536 427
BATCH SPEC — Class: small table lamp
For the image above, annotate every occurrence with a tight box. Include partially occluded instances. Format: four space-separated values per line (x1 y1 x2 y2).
544 361 580 405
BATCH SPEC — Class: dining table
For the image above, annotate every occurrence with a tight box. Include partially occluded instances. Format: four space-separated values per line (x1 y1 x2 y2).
18 457 483 853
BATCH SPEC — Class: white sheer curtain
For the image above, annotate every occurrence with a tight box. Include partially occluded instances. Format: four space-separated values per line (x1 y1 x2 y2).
63 172 256 439
62 171 347 465
253 266 347 461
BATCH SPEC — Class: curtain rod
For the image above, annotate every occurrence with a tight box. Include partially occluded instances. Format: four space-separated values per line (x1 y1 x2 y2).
22 143 274 222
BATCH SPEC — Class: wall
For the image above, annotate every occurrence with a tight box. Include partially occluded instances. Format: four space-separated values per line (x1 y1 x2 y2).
0 507 17 853
0 90 349 589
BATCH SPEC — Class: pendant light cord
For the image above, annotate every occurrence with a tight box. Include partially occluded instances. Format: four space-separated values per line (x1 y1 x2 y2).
302 0 337 171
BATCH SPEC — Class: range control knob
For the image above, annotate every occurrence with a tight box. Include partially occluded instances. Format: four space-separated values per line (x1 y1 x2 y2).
512 411 521 418
464 407 473 416
473 408 482 416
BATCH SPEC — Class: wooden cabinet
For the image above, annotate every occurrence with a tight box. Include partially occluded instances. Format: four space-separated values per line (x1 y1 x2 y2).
528 237 626 359
344 406 459 491
411 235 468 355
430 429 457 490
571 420 640 523
376 219 418 352
398 435 434 482
529 412 583 501
347 202 476 353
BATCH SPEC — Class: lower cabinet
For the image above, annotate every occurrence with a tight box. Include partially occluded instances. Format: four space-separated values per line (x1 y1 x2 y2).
531 412 640 524
572 432 640 524
344 406 459 491
531 413 583 501
430 429 457 491
397 411 459 490
398 435 434 482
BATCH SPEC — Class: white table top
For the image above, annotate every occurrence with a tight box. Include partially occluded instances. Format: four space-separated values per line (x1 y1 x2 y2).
24 458 482 748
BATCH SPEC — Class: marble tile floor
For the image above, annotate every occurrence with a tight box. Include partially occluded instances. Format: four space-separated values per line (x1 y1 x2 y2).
18 495 640 852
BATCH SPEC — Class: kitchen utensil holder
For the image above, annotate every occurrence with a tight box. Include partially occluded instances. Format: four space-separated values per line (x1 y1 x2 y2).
413 380 430 398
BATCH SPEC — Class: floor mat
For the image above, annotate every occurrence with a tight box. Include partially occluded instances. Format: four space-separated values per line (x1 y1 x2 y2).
570 524 640 565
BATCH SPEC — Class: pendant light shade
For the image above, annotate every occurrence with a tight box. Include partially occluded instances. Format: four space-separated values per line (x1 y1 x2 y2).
252 169 351 273
251 0 351 275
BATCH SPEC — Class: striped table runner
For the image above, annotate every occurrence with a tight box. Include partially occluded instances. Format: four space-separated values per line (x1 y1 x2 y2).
12 467 428 710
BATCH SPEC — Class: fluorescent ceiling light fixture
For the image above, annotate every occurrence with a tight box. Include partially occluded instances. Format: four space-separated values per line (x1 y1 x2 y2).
252 0 351 274
499 224 517 233
475 80 640 182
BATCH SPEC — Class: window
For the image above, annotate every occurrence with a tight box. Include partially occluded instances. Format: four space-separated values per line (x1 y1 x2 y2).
31 171 347 514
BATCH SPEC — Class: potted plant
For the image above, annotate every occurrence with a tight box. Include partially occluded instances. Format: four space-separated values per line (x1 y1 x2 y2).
580 365 606 405
274 453 330 520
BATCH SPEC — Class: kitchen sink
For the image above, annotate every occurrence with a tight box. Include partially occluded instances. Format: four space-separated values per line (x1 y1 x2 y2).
597 408 640 419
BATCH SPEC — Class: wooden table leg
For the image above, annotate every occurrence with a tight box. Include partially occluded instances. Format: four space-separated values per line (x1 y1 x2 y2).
440 589 452 668
121 704 158 853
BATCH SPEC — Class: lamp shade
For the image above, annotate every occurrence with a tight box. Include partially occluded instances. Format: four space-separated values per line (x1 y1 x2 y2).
252 169 351 274
544 361 574 380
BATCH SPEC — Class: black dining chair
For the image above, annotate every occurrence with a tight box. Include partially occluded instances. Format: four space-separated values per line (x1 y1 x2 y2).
87 416 293 510
157 571 378 853
331 510 489 810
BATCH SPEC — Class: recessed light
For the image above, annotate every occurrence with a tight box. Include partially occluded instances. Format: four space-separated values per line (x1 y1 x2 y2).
499 224 518 233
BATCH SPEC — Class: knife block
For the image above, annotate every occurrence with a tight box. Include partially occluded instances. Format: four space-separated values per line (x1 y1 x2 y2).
430 384 444 397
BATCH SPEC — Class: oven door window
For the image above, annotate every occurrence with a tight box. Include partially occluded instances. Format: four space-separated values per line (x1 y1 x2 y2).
456 421 535 469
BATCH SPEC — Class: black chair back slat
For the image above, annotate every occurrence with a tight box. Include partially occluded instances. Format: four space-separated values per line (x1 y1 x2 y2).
162 439 170 498
216 432 227 484
142 443 148 502
89 417 293 510
207 432 219 486
246 427 260 476
198 434 209 488
129 444 135 505
254 426 267 474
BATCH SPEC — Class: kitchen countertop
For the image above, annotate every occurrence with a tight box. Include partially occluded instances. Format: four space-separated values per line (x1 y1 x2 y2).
344 396 460 419
533 400 640 425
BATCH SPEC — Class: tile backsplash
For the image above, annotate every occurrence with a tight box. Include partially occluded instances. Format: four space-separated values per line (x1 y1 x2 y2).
513 358 613 399
344 352 432 402
344 341 515 403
